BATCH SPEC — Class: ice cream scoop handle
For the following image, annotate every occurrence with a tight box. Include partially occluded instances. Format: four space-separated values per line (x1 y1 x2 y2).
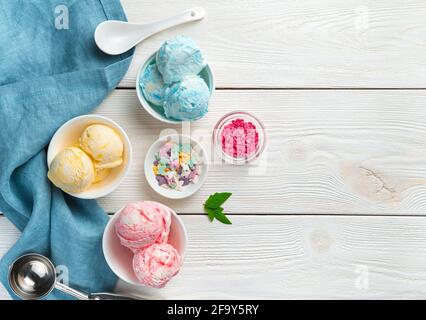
55 282 90 300
138 7 206 41
55 282 139 300
89 293 140 300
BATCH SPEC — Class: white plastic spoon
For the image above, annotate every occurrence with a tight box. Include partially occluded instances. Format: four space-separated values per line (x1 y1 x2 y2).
94 7 206 55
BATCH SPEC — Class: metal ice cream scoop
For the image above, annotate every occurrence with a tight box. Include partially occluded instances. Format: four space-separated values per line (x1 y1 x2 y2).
8 253 138 300
94 7 206 55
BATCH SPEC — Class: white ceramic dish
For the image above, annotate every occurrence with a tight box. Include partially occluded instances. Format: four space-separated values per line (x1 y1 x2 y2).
47 115 132 199
144 134 208 199
136 52 215 124
102 204 188 287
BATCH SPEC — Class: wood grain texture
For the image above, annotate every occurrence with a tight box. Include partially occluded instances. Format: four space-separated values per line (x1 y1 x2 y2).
83 89 426 215
2 215 426 299
118 0 426 88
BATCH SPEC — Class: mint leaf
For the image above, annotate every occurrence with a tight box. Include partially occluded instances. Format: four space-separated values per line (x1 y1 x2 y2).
205 208 216 222
204 193 232 224
213 207 232 225
205 192 232 209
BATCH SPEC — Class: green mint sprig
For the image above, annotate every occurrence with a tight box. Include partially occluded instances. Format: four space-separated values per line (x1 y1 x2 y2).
204 192 232 224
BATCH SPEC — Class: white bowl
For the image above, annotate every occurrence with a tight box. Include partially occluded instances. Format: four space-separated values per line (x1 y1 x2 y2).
144 134 208 199
102 204 188 287
136 52 215 124
47 115 132 199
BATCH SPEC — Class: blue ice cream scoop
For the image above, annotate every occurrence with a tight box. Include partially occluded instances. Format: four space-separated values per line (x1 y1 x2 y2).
163 76 209 121
139 63 166 106
156 36 206 84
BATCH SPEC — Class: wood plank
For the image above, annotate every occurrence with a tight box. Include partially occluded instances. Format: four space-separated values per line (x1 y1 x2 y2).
87 89 426 215
0 217 18 300
118 0 426 88
2 215 426 299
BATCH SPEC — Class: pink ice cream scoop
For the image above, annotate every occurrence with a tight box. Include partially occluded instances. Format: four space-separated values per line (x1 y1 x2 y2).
115 201 171 250
133 243 182 288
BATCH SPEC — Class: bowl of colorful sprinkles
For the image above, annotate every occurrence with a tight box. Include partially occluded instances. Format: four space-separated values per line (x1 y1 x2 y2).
213 111 266 165
144 134 208 199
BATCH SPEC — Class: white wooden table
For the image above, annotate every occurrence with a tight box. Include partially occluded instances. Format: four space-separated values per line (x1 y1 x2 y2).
2 0 426 299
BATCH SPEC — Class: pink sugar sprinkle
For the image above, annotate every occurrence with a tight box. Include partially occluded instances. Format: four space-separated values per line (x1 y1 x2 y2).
221 118 259 158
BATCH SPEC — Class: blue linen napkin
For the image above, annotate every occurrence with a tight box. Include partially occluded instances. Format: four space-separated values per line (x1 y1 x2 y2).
0 0 133 299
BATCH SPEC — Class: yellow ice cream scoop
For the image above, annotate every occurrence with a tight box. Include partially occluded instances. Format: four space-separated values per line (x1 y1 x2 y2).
47 147 95 193
94 167 111 183
79 124 124 169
